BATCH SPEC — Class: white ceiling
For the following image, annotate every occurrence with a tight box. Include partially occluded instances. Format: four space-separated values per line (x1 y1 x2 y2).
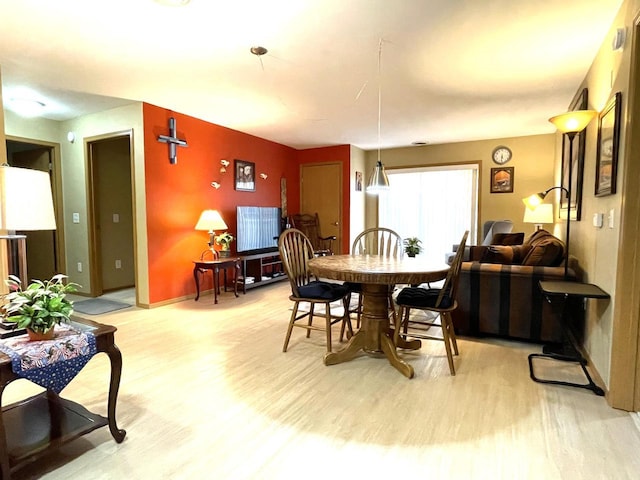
0 0 624 150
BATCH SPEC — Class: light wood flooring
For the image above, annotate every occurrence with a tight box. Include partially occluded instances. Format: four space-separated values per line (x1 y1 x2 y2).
4 281 640 479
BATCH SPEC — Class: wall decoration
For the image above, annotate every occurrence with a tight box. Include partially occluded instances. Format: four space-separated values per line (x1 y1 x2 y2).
157 117 188 164
595 92 622 196
234 159 255 192
560 88 588 221
355 171 363 191
490 167 514 193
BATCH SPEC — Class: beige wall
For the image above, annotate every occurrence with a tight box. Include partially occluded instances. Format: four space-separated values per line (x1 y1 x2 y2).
364 134 556 240
572 0 640 393
3 103 149 305
349 145 366 247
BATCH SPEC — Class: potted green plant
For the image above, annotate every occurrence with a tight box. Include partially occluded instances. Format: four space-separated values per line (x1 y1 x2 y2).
215 232 235 257
3 274 79 341
403 237 423 257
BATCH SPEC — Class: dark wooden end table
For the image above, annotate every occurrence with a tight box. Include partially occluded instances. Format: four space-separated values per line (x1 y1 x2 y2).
193 257 241 304
0 317 126 479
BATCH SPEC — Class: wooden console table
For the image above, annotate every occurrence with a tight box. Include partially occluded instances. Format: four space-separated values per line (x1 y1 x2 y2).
193 257 241 304
0 317 126 479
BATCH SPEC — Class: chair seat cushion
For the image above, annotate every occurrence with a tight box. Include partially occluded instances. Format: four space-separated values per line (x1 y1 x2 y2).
343 281 362 293
298 281 349 300
396 287 453 309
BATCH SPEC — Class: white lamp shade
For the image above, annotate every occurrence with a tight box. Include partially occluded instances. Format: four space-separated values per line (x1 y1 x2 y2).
0 166 57 231
195 210 227 232
523 203 554 224
366 161 390 194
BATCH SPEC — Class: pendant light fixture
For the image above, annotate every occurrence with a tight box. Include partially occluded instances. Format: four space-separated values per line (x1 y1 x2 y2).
366 39 390 194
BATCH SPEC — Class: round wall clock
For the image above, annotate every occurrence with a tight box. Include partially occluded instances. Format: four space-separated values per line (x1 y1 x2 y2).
492 146 512 165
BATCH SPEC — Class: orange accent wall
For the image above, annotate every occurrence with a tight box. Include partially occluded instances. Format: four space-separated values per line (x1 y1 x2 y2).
143 103 298 304
294 146 351 253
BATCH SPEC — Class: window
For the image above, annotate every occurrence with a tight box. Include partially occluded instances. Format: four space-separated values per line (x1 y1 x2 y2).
378 164 478 263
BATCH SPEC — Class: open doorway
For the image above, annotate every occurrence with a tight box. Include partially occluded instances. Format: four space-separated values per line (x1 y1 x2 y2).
5 137 65 281
86 132 136 301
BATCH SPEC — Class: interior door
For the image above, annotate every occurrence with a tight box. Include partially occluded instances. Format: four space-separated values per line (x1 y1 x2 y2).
10 148 57 281
300 162 343 253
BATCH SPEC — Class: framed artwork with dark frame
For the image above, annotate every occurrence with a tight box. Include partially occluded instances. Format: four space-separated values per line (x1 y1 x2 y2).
234 159 255 192
490 167 514 193
595 92 622 197
560 87 588 221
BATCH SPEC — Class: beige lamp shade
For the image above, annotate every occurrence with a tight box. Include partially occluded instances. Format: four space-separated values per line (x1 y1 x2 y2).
195 210 227 232
523 203 554 225
0 166 57 231
549 109 597 133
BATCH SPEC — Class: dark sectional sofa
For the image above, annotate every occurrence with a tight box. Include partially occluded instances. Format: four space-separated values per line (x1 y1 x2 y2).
451 229 574 343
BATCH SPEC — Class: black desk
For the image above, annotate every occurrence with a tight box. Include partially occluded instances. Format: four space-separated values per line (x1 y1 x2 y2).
528 280 609 396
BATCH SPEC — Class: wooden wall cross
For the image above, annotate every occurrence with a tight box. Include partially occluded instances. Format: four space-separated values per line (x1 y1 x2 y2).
157 117 188 164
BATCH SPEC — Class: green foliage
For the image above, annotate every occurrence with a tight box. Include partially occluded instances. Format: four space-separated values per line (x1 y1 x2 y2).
3 274 79 333
214 232 235 249
403 237 423 256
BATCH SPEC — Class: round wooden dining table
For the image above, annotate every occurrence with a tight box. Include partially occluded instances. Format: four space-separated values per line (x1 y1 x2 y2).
308 254 449 378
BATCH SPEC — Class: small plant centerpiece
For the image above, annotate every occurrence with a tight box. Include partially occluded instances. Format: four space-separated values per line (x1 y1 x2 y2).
214 232 235 257
3 274 79 341
403 237 423 258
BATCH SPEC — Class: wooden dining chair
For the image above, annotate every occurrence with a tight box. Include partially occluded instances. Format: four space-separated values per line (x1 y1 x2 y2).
278 228 353 353
346 227 403 328
393 231 469 375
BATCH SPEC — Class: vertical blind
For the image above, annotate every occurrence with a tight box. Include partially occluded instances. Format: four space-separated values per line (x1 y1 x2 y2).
378 165 478 264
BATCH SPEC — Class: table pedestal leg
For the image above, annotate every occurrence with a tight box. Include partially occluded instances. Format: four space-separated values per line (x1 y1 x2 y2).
324 283 414 378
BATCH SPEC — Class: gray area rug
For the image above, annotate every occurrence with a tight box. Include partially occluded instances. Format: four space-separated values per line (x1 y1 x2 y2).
73 298 131 315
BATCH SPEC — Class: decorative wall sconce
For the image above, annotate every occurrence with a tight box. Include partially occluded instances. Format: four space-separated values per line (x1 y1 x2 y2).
211 182 221 189
220 159 230 173
260 173 268 180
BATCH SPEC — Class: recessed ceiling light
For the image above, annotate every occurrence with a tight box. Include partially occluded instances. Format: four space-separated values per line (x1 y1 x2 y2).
154 0 191 6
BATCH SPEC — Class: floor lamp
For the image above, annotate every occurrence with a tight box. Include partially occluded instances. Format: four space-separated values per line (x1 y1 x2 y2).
0 165 57 288
523 109 596 279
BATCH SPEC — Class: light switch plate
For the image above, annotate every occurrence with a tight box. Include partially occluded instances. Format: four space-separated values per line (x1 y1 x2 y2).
72 212 80 224
593 213 603 228
608 209 615 229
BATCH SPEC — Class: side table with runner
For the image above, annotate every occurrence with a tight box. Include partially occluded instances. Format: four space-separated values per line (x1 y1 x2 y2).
0 317 126 479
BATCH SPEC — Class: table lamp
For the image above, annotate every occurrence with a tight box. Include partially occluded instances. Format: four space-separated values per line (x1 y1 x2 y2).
523 203 554 232
1 165 57 288
195 210 227 251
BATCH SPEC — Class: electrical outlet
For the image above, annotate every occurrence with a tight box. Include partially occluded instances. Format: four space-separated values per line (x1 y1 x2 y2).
115 259 122 269
77 262 82 273
113 213 120 223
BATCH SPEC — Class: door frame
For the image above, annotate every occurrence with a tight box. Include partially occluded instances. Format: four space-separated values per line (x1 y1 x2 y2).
5 135 66 276
85 130 136 299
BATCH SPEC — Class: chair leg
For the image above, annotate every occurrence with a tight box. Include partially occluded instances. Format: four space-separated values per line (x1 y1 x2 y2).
283 302 299 352
439 312 456 375
325 302 333 353
340 296 354 342
444 312 459 355
356 293 363 328
307 303 315 338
